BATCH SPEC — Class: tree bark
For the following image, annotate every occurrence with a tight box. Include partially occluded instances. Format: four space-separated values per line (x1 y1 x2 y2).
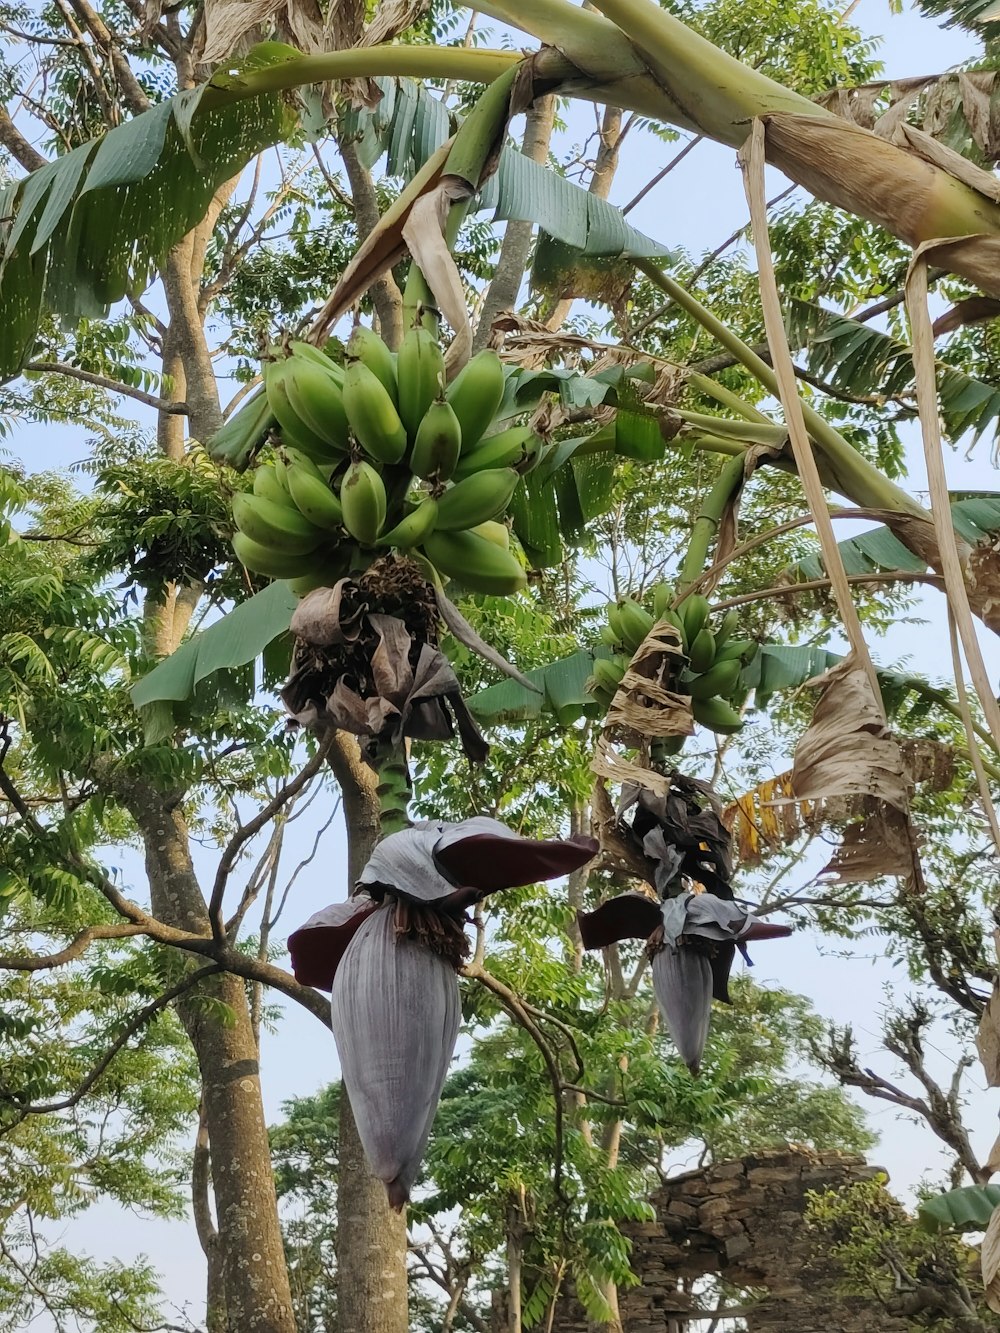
328 732 409 1333
130 787 296 1333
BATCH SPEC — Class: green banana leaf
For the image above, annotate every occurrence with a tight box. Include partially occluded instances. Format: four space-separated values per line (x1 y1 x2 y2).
917 1184 1000 1234
791 495 1000 582
131 579 298 708
467 647 612 727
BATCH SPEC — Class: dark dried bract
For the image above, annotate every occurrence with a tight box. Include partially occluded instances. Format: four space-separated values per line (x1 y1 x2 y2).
281 555 488 762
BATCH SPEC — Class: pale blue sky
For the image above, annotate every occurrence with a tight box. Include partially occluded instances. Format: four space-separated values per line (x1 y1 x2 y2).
11 2 1000 1326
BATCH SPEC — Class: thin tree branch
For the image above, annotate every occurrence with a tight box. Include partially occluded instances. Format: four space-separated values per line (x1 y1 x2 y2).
208 735 334 943
26 360 187 413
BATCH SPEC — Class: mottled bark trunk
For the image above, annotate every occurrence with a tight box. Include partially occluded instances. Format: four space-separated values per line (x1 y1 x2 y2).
193 1098 228 1333
329 733 409 1333
131 788 296 1333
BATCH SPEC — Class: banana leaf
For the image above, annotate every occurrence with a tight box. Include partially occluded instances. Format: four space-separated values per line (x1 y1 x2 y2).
918 1185 1000 1234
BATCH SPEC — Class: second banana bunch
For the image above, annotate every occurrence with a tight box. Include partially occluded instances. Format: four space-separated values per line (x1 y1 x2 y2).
589 587 758 742
231 326 541 596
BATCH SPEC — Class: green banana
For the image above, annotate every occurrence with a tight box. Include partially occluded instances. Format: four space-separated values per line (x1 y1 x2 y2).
660 608 687 644
347 325 398 403
606 602 628 646
470 519 510 550
689 657 742 701
652 582 673 619
264 361 340 462
434 469 519 532
713 608 741 650
232 531 312 579
342 358 408 465
448 350 506 453
619 599 655 653
253 464 288 506
652 735 685 758
422 529 527 595
452 426 540 480
340 459 387 545
678 594 711 645
286 463 344 531
232 492 323 555
288 340 344 381
284 356 351 452
377 497 439 549
208 389 275 469
688 627 717 673
692 695 744 734
396 325 445 439
285 558 350 597
591 657 626 692
408 398 463 480
714 638 758 664
599 624 622 649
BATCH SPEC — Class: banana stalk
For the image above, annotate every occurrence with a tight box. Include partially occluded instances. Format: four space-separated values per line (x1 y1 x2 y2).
675 453 747 598
372 739 413 837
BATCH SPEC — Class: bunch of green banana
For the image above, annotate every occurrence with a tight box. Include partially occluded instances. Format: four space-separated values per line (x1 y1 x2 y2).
229 452 348 591
243 327 535 597
587 584 757 737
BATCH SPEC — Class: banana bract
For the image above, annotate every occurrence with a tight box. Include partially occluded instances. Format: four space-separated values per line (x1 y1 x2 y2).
288 817 597 1210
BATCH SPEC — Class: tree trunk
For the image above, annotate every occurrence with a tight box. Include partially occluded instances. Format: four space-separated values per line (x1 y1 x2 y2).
329 732 410 1333
131 787 296 1333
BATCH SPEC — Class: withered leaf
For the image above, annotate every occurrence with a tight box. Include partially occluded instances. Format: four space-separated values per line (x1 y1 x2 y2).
984 1205 1000 1313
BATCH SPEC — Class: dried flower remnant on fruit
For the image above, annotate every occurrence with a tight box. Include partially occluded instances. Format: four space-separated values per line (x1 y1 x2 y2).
281 558 489 762
288 817 597 1208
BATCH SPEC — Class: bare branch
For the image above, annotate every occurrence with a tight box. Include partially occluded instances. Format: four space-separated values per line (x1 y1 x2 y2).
208 734 335 943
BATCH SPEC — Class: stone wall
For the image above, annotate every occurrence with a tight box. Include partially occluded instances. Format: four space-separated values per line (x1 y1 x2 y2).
551 1145 910 1332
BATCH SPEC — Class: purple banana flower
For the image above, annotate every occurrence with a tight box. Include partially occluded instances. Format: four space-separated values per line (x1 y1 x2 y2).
578 890 791 1075
289 818 597 1208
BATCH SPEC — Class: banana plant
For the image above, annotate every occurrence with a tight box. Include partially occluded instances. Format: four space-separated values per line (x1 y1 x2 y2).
7 0 1000 373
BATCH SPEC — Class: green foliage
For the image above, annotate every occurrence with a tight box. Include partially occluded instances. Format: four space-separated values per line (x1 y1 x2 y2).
919 1184 1000 1233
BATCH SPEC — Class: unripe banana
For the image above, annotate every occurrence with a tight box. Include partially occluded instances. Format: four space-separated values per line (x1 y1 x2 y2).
408 398 462 480
288 340 345 381
434 469 520 532
397 325 445 439
280 448 333 482
422 529 527 596
448 350 506 453
452 426 539 480
692 694 744 734
347 325 398 403
606 602 628 646
591 657 626 692
689 657 742 701
285 557 350 597
232 531 312 579
661 608 688 646
232 492 323 554
652 583 673 619
286 463 344 532
688 627 717 674
342 359 408 465
340 459 387 545
470 519 510 550
264 360 340 462
285 356 351 452
651 735 685 759
253 464 288 506
599 624 622 649
678 593 711 644
714 637 757 665
208 389 275 468
619 599 656 653
713 608 741 650
377 498 439 549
